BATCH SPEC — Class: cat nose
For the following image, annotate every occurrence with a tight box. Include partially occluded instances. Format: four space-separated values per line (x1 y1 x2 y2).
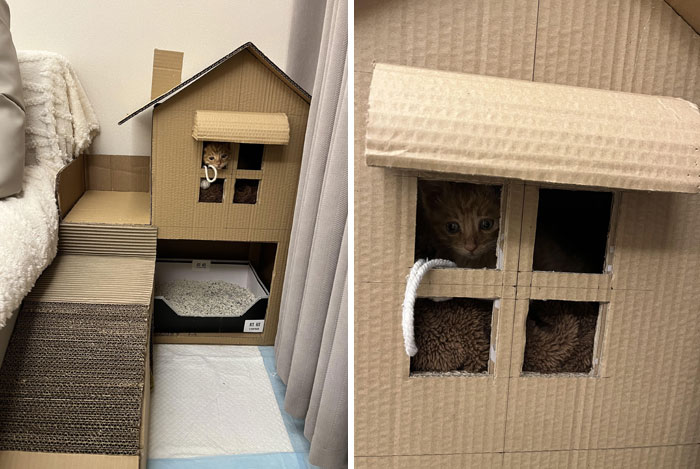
465 242 477 252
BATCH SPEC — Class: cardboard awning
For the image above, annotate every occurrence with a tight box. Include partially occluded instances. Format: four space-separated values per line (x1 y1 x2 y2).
192 111 290 145
365 63 700 193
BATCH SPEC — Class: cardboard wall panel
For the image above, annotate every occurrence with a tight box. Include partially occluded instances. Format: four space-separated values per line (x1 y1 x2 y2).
0 451 139 469
612 191 700 291
503 444 700 468
356 0 700 465
355 454 503 469
354 282 513 456
534 0 700 103
505 287 700 451
355 0 538 77
56 154 86 218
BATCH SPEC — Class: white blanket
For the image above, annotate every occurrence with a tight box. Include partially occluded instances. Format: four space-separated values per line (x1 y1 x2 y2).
0 51 98 328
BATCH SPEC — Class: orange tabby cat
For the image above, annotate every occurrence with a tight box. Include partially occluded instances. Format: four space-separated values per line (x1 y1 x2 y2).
202 142 231 170
416 181 501 268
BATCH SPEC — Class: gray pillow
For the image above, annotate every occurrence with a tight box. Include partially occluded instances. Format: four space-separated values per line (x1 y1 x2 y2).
0 0 24 199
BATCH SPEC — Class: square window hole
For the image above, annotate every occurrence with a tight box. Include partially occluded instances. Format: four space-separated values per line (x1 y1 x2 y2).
233 179 259 204
201 142 232 170
410 297 493 375
199 178 224 203
415 180 502 269
523 300 600 375
533 189 613 273
237 144 264 170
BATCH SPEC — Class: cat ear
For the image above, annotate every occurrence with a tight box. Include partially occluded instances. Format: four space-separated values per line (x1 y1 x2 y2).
418 181 445 208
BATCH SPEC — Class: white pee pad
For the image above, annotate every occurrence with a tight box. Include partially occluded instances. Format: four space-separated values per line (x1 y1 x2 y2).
148 345 294 459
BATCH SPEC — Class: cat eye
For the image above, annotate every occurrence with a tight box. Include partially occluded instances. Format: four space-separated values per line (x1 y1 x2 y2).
479 218 495 231
446 222 460 234
222 154 229 159
209 156 215 160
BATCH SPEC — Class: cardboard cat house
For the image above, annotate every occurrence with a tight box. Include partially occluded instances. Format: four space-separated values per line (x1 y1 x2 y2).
56 43 310 346
355 1 700 467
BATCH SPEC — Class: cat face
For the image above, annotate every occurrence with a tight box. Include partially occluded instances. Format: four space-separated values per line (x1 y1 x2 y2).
202 142 231 170
418 181 501 266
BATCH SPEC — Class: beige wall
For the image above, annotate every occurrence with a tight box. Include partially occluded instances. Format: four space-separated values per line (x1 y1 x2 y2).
8 0 295 156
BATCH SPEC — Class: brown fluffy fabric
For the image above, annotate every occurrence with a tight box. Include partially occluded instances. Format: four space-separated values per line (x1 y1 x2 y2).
233 180 258 204
199 180 224 203
412 298 492 373
523 301 598 373
412 299 598 374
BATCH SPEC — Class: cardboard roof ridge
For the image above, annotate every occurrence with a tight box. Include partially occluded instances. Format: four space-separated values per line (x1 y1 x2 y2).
118 42 311 125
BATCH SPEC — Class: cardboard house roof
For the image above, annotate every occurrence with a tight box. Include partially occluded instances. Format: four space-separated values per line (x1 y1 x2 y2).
118 42 311 125
366 63 700 194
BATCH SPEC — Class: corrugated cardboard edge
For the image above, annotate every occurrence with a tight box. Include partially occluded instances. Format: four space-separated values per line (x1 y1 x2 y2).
151 49 183 100
55 154 86 218
665 0 700 33
192 111 290 145
365 62 700 194
0 451 140 469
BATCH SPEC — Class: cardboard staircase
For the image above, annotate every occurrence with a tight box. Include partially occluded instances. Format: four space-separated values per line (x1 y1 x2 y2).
0 222 155 469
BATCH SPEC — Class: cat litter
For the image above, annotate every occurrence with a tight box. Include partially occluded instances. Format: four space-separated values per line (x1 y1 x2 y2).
156 280 258 317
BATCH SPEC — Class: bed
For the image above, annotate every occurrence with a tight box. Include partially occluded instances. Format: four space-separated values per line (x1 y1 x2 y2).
0 51 99 358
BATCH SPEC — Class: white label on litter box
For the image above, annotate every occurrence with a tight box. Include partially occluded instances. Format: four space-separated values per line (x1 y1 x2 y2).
192 259 211 271
244 320 265 333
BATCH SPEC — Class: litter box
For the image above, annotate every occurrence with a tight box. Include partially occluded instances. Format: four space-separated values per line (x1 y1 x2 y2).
154 259 269 334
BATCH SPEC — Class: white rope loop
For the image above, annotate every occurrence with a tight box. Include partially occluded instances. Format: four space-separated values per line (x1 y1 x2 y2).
402 258 457 357
204 164 218 183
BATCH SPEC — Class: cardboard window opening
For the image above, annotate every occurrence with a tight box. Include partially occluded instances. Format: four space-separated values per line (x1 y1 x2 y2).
192 111 290 145
365 63 700 194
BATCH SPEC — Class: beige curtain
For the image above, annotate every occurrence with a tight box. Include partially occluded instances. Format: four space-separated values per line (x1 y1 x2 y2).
274 0 348 467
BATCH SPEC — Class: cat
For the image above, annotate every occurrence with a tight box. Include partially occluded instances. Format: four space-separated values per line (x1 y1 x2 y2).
202 142 231 170
415 180 501 268
413 180 598 374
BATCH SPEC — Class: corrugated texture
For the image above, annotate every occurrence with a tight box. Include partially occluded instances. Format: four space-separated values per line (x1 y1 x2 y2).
0 302 149 455
56 154 86 218
534 0 700 104
355 282 513 456
26 255 155 305
151 49 183 100
355 454 503 468
504 444 700 468
356 0 700 465
192 111 290 145
86 155 150 193
366 63 700 193
58 224 157 258
120 43 310 125
0 451 139 469
150 49 308 346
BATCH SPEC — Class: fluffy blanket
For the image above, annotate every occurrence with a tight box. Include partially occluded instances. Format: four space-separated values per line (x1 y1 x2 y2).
0 51 98 328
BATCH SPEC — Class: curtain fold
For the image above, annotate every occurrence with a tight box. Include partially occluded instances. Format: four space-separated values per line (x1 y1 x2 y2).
274 0 348 467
